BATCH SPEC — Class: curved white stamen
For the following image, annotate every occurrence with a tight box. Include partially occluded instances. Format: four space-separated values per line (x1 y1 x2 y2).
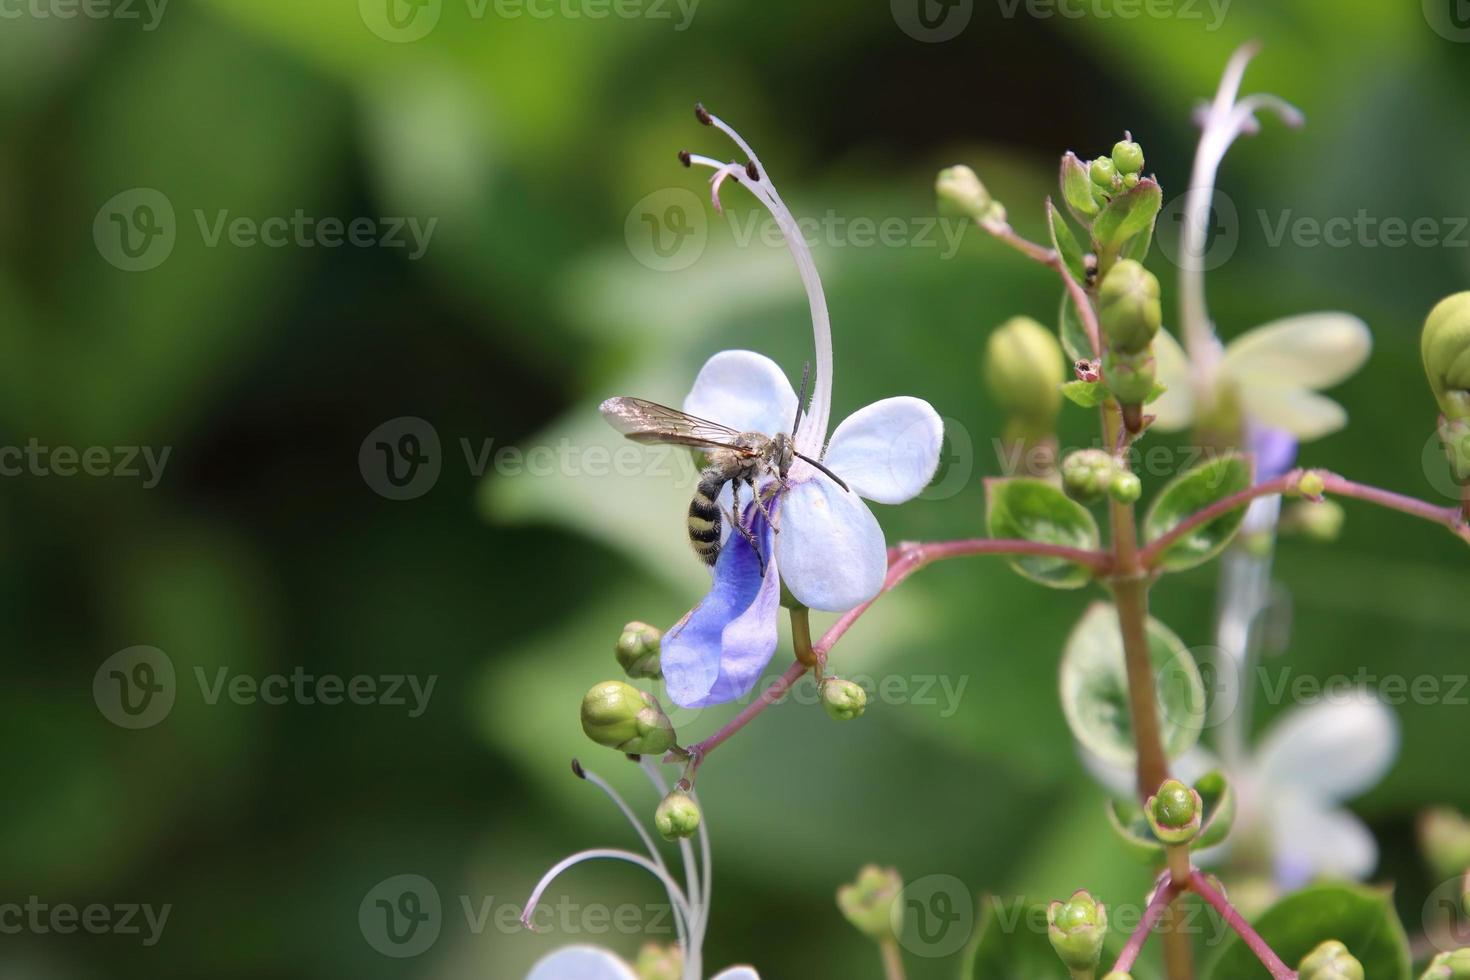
521 848 692 959
1180 43 1303 384
707 162 747 215
688 109 834 459
580 765 670 876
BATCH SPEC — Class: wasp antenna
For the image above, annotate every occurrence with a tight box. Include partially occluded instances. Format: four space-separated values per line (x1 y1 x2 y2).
745 160 760 181
678 149 692 167
792 361 811 435
795 452 850 493
694 103 712 126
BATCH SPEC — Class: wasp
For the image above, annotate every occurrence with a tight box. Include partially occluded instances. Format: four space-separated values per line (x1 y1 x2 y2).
600 372 848 568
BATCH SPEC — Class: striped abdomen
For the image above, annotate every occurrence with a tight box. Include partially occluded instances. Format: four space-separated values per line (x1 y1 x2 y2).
687 470 725 565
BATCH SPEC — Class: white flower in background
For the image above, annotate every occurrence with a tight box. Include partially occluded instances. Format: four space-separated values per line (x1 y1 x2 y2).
527 946 757 980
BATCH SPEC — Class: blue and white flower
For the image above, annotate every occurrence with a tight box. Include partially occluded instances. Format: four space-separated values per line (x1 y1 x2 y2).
653 109 943 709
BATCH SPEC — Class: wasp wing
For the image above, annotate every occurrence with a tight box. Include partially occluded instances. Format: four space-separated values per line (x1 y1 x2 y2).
599 397 753 452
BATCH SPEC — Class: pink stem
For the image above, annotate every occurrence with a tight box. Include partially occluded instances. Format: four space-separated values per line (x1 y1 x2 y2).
982 219 1101 357
1109 873 1178 975
688 659 807 763
1191 871 1297 980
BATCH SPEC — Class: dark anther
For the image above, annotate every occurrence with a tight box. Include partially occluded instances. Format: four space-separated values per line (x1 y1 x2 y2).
694 103 712 126
745 160 760 181
678 149 692 167
570 758 586 779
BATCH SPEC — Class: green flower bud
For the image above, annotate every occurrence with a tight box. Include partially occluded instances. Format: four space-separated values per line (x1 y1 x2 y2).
1437 415 1470 486
1423 292 1470 421
1122 172 1140 190
1062 449 1119 504
654 790 701 841
936 165 1004 223
1090 156 1119 189
984 316 1066 429
1298 939 1364 980
822 677 868 721
1422 948 1470 980
1109 471 1142 504
1103 348 1158 406
634 943 682 980
837 864 902 942
1281 500 1345 543
1146 778 1203 845
1419 808 1470 881
1112 138 1145 176
1047 890 1108 971
1099 259 1162 354
580 680 676 755
615 621 663 679
1297 470 1326 499
1103 974 1135 980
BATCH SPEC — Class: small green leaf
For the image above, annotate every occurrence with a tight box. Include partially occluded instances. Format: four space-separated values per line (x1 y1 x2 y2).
1047 198 1087 285
1205 884 1412 980
1061 380 1106 408
1145 380 1168 404
1059 290 1096 363
1092 177 1162 253
1122 216 1154 262
1104 769 1235 859
1061 151 1099 220
1142 453 1254 571
1059 603 1205 767
985 478 1101 589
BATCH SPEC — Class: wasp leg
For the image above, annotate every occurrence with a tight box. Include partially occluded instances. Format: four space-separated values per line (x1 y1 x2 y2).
748 476 781 534
721 500 766 573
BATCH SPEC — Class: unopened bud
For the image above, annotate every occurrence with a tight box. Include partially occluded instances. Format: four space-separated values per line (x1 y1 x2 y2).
1281 499 1344 542
1297 470 1325 499
1298 939 1364 980
1109 471 1142 504
822 677 868 721
1102 974 1134 980
580 680 676 755
1099 260 1162 354
837 865 902 942
654 791 701 841
1420 808 1470 881
634 943 682 980
1062 449 1119 504
1047 890 1108 971
1091 156 1119 189
1422 948 1470 979
1146 778 1203 845
1103 348 1157 406
984 316 1065 428
1112 138 1145 176
936 165 1003 223
1423 292 1470 421
616 621 663 679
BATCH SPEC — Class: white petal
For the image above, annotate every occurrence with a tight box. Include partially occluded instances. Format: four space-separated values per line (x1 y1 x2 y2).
1222 313 1371 391
821 397 943 504
1254 696 1399 804
527 945 639 980
1235 383 1348 440
683 350 798 437
776 479 886 611
1267 791 1379 885
711 969 761 980
1149 327 1196 431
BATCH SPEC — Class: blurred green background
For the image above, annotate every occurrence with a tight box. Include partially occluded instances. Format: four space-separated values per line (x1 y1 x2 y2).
3 0 1469 976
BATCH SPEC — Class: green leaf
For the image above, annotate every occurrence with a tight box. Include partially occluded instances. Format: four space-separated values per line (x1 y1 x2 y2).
1059 289 1096 363
1047 198 1087 285
961 896 1075 980
1122 215 1155 263
1061 151 1099 220
1061 380 1107 408
1205 884 1412 980
1142 453 1254 571
1059 603 1206 767
985 478 1101 589
1092 177 1162 253
1104 769 1236 859
1145 380 1168 404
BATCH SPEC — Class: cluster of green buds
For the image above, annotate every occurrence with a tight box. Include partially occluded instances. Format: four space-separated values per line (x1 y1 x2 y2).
1423 292 1470 487
1087 136 1145 209
580 680 677 755
1298 939 1365 980
1146 778 1203 845
1062 449 1140 505
936 164 1006 225
615 621 663 679
1047 889 1109 975
837 864 903 943
1422 948 1470 979
1099 258 1162 423
821 676 868 721
985 315 1066 451
654 790 701 841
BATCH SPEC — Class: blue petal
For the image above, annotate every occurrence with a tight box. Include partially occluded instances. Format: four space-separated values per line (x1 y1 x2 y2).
662 508 780 708
1248 423 1297 482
